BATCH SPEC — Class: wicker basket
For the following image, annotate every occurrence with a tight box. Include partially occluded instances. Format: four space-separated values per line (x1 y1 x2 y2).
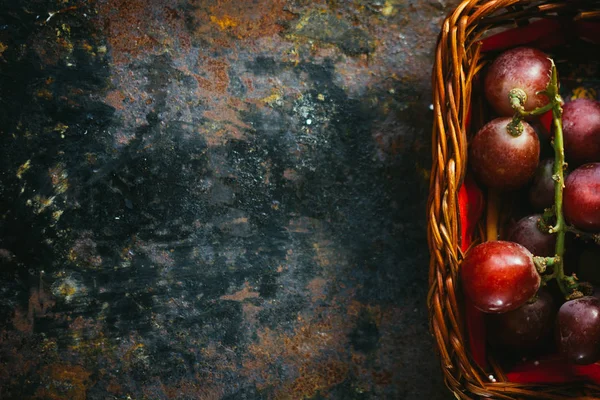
427 1 600 399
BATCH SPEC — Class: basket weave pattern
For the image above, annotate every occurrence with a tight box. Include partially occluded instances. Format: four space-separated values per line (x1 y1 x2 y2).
427 1 600 399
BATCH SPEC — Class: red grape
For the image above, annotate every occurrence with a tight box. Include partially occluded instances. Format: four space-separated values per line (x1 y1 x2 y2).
506 214 556 257
563 163 600 231
484 47 552 117
562 99 600 166
528 158 556 211
460 241 540 313
556 296 600 365
469 117 540 190
486 288 555 351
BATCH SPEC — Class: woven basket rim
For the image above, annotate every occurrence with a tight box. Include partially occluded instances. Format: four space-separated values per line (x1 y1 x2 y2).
427 1 600 399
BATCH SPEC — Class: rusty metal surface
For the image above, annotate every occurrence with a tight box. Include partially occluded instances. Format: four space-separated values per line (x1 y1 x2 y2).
0 0 456 399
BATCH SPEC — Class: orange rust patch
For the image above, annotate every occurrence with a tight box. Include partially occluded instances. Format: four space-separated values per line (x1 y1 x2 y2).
283 168 300 181
239 293 406 396
243 313 350 394
346 300 383 324
286 217 318 233
104 90 127 110
11 307 32 333
68 232 103 268
220 281 259 302
96 1 268 147
106 379 123 395
196 57 230 94
34 364 93 400
158 379 224 400
190 0 295 43
12 288 56 334
173 60 249 146
306 277 327 302
282 360 349 399
97 0 159 63
242 302 263 324
36 88 54 100
210 15 239 30
313 240 335 267
96 0 189 64
96 0 294 65
372 369 393 385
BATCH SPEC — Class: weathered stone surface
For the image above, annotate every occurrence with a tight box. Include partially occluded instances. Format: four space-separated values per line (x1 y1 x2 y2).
0 0 457 398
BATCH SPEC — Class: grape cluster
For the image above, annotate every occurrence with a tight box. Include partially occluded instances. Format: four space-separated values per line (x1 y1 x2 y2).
460 47 600 365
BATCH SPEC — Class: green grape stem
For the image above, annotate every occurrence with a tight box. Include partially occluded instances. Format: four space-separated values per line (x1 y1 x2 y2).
510 61 578 299
506 90 554 137
546 61 571 299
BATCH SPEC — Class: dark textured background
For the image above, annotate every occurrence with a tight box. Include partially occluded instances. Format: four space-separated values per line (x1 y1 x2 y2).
0 0 456 398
